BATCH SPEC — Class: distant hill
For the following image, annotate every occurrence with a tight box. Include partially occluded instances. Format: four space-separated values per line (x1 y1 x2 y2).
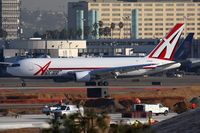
21 9 66 38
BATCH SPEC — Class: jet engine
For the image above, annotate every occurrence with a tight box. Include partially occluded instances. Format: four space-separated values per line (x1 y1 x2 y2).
75 71 91 82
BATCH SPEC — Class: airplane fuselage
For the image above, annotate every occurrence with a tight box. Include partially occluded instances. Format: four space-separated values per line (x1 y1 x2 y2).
6 57 179 79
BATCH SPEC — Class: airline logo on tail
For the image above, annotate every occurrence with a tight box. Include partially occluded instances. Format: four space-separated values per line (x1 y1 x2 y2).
34 61 51 76
148 23 184 60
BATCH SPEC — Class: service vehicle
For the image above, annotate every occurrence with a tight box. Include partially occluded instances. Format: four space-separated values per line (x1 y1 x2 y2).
42 103 66 115
133 103 169 116
54 104 84 118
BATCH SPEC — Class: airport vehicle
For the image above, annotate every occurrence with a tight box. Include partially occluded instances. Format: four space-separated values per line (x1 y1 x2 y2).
42 103 67 115
4 23 184 86
133 103 169 116
53 104 84 118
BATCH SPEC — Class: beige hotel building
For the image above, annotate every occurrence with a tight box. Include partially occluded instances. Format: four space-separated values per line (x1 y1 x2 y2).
68 0 200 39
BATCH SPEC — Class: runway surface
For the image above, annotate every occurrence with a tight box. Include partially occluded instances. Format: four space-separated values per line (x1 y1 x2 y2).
0 113 177 130
0 75 200 88
0 76 197 130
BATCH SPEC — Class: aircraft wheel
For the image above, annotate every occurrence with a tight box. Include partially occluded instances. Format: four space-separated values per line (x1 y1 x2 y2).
98 81 109 86
22 83 26 87
98 81 104 86
103 81 109 86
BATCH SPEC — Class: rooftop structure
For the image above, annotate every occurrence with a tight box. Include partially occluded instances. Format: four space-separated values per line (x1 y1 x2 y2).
0 0 21 40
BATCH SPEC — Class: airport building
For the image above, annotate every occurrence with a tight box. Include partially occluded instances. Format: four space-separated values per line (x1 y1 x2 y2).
0 0 21 40
3 39 86 59
68 0 200 40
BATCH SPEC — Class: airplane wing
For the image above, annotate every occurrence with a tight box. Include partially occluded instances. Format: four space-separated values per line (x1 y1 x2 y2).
89 64 155 78
0 62 13 66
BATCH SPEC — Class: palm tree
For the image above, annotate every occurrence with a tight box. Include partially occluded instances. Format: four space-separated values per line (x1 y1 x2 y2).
76 28 82 39
118 22 124 39
103 27 111 38
93 22 98 39
84 26 90 39
110 22 116 39
99 20 104 28
98 20 104 38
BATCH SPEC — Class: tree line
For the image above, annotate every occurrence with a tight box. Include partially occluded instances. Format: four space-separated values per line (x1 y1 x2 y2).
32 21 126 40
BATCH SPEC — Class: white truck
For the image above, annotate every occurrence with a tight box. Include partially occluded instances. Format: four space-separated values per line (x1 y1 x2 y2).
42 103 65 115
133 103 169 116
53 105 84 118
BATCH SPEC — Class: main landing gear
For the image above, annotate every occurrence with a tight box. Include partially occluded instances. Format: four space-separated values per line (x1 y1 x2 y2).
85 81 109 86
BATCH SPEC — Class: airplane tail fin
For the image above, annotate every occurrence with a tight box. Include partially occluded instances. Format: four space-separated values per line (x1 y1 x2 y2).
148 23 185 61
174 33 194 61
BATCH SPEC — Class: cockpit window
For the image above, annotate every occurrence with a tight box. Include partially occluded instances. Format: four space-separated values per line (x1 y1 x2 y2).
11 64 20 67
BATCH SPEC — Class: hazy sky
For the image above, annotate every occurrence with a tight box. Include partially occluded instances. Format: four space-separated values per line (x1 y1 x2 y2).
22 0 79 11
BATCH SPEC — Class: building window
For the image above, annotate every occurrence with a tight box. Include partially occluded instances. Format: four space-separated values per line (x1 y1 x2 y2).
187 13 195 16
112 13 120 16
144 8 152 11
155 28 163 30
176 13 184 16
144 28 152 31
102 3 110 6
166 4 174 6
176 8 184 11
187 8 195 11
102 8 110 11
166 23 174 26
134 4 142 6
145 23 152 26
102 18 110 21
144 4 152 6
123 13 131 16
177 3 184 6
112 8 120 11
187 4 195 6
155 13 163 16
155 4 163 6
166 8 174 11
144 18 152 21
155 18 163 21
144 13 152 16
102 13 110 16
155 9 163 11
112 18 120 21
176 18 183 21
123 4 131 6
155 23 163 26
91 4 99 6
166 13 174 16
166 18 174 21
112 3 120 6
123 9 131 11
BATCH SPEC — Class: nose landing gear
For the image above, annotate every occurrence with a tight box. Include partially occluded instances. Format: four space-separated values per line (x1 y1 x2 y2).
21 79 26 87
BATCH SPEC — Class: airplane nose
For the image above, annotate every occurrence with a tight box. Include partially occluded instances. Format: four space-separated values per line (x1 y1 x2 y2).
6 67 15 76
6 67 20 76
6 67 12 75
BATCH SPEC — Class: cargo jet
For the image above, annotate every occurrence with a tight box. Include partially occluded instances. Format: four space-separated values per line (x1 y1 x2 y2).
5 23 185 86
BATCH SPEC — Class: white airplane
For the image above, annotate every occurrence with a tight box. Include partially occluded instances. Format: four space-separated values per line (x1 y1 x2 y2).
5 23 184 86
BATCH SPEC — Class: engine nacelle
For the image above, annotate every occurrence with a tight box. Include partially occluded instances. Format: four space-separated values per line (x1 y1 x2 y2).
75 71 91 82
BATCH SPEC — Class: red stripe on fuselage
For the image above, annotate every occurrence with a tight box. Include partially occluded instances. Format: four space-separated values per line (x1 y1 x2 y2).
49 67 107 70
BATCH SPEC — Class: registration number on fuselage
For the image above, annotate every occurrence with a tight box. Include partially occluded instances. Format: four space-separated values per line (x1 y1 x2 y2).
44 70 61 76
